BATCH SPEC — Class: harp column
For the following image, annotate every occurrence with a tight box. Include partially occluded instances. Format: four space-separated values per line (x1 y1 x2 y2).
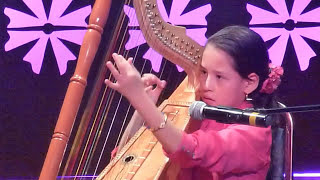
39 0 112 179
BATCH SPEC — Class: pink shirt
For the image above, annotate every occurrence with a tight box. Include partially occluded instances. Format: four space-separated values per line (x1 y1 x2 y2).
164 102 272 180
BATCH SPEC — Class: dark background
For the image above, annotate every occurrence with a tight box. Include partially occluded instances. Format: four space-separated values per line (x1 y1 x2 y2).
0 0 319 178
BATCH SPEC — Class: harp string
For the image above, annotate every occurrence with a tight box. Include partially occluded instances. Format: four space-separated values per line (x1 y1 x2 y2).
99 0 185 177
70 0 179 178
78 0 162 176
94 1 171 173
71 0 134 176
95 0 177 177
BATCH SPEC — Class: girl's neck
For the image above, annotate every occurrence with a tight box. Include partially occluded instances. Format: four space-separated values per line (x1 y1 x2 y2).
238 100 253 109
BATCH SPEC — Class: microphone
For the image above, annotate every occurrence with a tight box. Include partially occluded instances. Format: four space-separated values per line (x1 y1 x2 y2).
189 101 272 127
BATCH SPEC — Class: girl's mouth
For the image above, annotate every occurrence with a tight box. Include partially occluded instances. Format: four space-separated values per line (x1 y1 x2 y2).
201 97 216 105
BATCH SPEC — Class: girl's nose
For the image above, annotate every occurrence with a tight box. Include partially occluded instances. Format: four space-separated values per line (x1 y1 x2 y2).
203 75 214 91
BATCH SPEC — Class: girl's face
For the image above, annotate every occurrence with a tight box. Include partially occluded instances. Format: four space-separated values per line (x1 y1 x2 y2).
198 44 250 108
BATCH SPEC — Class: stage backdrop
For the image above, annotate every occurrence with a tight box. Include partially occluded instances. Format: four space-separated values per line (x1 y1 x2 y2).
0 0 319 178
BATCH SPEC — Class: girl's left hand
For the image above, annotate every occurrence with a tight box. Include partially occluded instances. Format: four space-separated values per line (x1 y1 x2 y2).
142 73 166 104
104 53 145 101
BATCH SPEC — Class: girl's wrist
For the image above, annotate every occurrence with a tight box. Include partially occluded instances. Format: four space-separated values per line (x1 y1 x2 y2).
146 113 168 133
126 88 147 104
127 89 150 112
123 81 144 100
129 91 162 126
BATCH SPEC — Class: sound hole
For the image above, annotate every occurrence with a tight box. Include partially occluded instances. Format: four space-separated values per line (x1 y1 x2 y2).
123 155 135 163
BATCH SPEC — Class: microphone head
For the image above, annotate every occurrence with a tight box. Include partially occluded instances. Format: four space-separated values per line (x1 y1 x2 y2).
189 101 206 120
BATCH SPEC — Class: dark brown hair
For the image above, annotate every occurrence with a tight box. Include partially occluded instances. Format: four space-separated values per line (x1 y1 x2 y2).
205 25 276 108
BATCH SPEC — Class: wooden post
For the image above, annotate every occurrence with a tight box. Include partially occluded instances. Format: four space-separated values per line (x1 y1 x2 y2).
39 1 112 179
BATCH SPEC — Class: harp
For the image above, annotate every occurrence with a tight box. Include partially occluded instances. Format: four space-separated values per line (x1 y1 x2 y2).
39 0 205 179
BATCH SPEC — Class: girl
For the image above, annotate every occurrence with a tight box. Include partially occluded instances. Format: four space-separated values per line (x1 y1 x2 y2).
105 25 283 179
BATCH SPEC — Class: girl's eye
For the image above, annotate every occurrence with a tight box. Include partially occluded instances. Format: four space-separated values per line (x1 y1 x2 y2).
200 69 207 75
216 75 222 79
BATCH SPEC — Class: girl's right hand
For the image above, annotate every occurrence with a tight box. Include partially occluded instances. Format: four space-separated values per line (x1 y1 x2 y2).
104 53 145 101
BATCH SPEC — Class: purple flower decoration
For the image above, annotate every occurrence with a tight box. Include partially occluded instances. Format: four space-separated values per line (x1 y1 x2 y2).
4 0 91 75
247 0 320 71
124 0 211 72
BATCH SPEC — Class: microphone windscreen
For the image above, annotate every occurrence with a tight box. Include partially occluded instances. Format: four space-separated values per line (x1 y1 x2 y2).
189 101 206 120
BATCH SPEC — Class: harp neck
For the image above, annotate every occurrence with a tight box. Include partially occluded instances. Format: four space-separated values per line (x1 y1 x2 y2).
133 0 204 80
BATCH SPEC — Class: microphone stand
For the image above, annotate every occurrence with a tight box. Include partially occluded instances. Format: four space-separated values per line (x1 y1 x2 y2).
257 104 320 114
256 103 320 180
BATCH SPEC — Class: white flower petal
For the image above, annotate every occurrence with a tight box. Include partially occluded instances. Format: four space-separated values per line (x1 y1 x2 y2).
186 28 207 46
143 48 163 72
171 4 211 25
5 31 43 51
267 0 289 22
23 34 49 74
247 4 284 24
268 31 289 67
55 30 87 45
250 27 284 41
247 1 319 71
290 0 311 22
125 30 146 50
4 8 45 28
157 0 169 22
176 65 184 72
290 29 317 71
23 0 47 21
124 5 139 27
295 27 320 42
50 6 91 27
48 0 73 24
50 33 77 75
169 0 189 20
4 1 92 75
296 7 320 23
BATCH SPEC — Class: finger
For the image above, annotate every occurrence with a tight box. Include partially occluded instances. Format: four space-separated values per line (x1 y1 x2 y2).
113 54 134 73
144 86 153 92
153 80 166 92
141 74 151 86
150 87 162 102
118 54 126 61
142 78 150 87
128 57 133 65
152 80 166 98
159 80 167 88
104 79 119 90
112 53 125 68
141 74 160 86
106 61 120 78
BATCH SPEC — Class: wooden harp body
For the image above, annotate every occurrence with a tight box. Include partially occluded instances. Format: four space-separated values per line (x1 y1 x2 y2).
97 0 204 179
40 0 204 179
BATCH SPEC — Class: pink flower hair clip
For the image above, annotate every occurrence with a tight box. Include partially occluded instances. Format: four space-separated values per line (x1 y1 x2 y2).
260 63 284 94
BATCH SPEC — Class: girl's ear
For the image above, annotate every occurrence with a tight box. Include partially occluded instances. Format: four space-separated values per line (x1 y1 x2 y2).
244 73 259 94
